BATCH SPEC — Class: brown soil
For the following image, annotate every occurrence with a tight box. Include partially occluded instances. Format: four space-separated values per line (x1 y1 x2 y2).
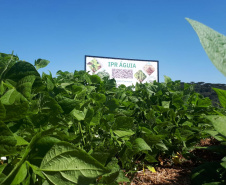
122 138 222 185
130 166 192 185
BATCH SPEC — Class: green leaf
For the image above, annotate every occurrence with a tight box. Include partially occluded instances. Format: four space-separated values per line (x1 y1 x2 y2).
0 89 27 105
31 136 61 158
90 75 101 84
40 95 63 116
0 164 7 174
155 141 168 151
0 52 18 80
106 98 119 112
204 130 224 141
10 162 27 185
40 142 109 185
90 111 101 126
113 130 135 138
84 108 94 124
186 18 226 77
42 180 50 185
26 161 46 179
3 102 29 122
35 59 50 70
147 165 156 173
71 109 86 121
197 98 212 107
113 117 134 130
115 170 130 183
191 162 224 185
206 115 226 137
46 77 54 91
90 93 106 104
164 75 172 83
16 75 36 100
0 81 5 95
57 96 80 114
145 154 158 163
1 128 56 185
0 121 17 155
91 152 110 166
0 174 6 184
162 101 170 108
213 88 226 108
0 101 6 119
4 61 40 82
133 138 152 152
220 161 226 169
98 158 120 184
14 135 29 146
220 157 226 169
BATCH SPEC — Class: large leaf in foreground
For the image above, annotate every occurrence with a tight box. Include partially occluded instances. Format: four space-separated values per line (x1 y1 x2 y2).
40 142 109 185
206 115 226 137
10 162 28 185
0 121 17 155
186 18 226 76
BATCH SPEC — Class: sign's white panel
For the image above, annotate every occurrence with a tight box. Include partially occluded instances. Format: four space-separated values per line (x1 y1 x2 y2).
85 56 159 86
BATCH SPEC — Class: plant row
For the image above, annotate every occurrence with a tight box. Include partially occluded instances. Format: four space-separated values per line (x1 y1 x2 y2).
0 51 225 185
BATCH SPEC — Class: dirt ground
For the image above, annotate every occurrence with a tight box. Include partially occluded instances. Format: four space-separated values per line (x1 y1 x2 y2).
123 138 222 185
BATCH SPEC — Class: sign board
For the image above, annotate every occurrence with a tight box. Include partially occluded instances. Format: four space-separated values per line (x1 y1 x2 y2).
85 55 159 86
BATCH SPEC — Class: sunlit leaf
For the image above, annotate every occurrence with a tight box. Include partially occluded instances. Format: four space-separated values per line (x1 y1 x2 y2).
10 162 28 185
35 59 50 70
147 165 156 173
14 135 29 146
186 18 226 76
206 115 226 137
40 142 109 185
213 88 226 108
71 109 85 121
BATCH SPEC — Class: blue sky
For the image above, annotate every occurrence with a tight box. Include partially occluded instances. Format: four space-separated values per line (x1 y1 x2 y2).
1 0 226 83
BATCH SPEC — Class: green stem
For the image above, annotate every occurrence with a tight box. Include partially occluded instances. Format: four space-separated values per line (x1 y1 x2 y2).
79 122 85 146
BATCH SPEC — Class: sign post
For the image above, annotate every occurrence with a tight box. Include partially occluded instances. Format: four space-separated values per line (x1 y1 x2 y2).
85 55 159 86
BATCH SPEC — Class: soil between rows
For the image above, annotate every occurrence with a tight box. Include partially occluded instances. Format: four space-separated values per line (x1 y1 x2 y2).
121 138 222 185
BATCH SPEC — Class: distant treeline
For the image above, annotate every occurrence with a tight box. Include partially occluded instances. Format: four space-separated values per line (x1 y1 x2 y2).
181 82 226 107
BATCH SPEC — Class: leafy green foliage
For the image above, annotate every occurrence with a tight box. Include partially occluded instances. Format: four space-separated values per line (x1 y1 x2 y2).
0 52 220 184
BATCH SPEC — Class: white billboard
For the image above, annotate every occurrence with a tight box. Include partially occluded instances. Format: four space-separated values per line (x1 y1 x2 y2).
85 55 159 86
